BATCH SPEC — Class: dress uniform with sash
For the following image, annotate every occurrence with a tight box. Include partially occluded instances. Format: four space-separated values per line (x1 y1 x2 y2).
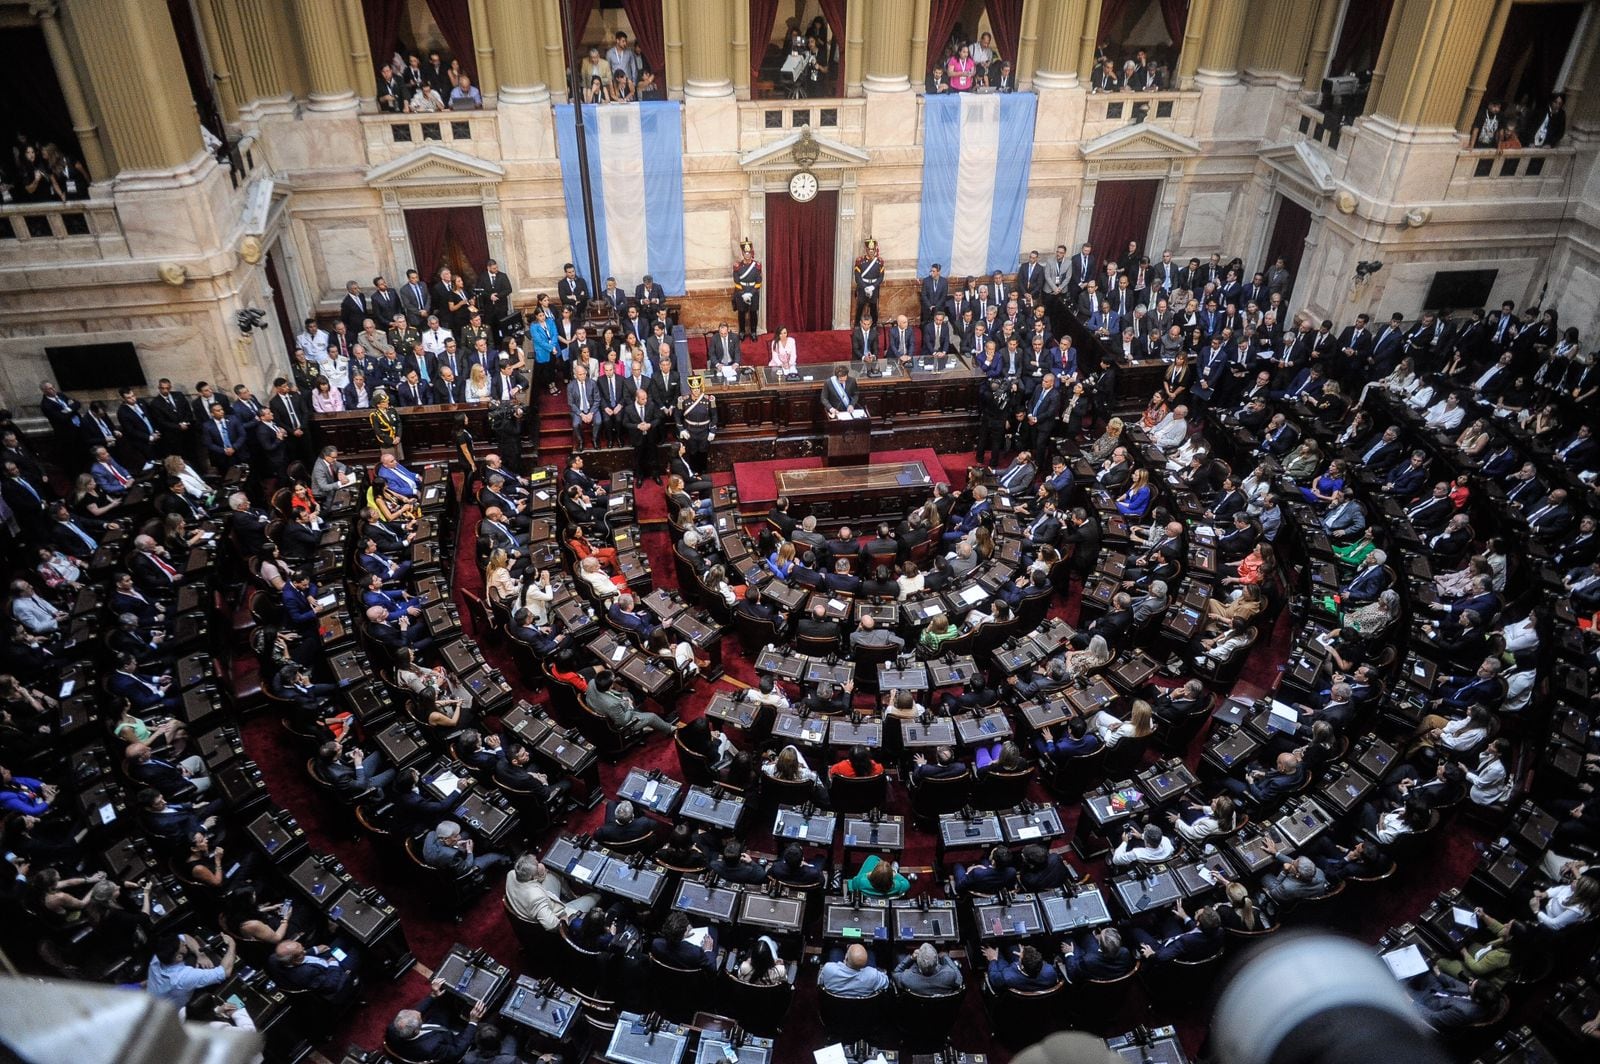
733 239 762 340
854 239 884 325
675 379 718 465
369 401 402 458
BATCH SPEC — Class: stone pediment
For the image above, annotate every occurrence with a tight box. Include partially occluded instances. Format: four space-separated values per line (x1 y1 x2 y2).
364 145 506 188
740 126 870 171
1079 123 1201 160
1259 140 1337 194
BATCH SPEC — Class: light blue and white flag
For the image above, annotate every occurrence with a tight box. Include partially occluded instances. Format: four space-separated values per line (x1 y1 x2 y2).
554 101 686 294
917 92 1038 280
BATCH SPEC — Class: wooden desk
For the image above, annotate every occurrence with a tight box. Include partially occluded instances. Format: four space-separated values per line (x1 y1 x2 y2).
701 358 982 467
825 412 872 466
313 402 498 462
774 461 934 528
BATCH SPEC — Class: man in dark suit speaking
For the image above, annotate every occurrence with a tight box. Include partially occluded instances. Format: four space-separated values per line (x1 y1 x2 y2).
821 365 861 418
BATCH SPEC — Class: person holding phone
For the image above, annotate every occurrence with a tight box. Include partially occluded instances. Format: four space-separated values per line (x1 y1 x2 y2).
265 939 362 1005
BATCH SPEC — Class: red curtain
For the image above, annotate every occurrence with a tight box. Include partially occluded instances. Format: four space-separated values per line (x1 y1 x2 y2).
1484 2 1583 107
984 0 1024 62
405 206 490 287
1085 180 1159 266
818 0 848 65
621 0 666 75
765 191 838 334
1158 0 1189 49
560 0 600 78
166 0 221 138
1096 0 1130 49
1328 0 1394 76
1263 197 1312 290
425 0 478 80
927 0 965 71
749 0 781 82
362 0 407 69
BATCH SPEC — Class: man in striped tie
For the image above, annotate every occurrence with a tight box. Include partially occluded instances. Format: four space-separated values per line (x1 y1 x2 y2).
90 446 136 496
376 452 423 498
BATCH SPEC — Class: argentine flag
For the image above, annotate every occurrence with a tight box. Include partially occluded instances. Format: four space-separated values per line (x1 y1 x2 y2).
554 101 686 295
917 92 1038 280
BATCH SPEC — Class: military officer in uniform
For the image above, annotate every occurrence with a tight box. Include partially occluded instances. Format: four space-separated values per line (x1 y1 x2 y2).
675 376 718 469
459 311 491 354
733 239 762 340
386 315 421 364
369 390 403 458
854 238 884 325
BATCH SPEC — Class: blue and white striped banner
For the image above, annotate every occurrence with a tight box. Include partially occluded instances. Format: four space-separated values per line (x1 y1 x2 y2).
917 92 1038 280
554 101 686 295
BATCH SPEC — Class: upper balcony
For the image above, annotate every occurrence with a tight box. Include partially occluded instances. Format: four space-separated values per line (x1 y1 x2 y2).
360 105 503 168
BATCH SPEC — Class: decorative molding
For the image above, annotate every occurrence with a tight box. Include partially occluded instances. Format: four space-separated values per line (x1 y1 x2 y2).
739 127 871 171
363 145 507 188
1258 140 1337 195
1078 123 1202 160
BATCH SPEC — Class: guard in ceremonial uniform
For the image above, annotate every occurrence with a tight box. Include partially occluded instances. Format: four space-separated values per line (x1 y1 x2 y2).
369 390 403 458
675 376 718 467
459 311 491 353
853 237 884 325
733 238 762 340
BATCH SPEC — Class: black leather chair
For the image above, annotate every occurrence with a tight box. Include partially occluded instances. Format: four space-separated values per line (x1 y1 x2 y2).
719 969 794 1036
817 985 890 1044
829 771 889 814
971 765 1036 810
908 767 975 822
893 986 965 1050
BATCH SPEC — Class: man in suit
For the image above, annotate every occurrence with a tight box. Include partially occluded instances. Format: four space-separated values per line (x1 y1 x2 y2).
145 379 195 459
1258 414 1298 457
620 386 662 482
600 277 630 318
1221 751 1305 808
124 741 209 799
116 387 160 470
1061 507 1102 578
707 321 741 367
1524 488 1575 541
336 280 367 337
918 263 949 324
479 259 514 336
365 604 434 654
953 845 1018 895
821 365 861 416
376 451 424 497
1262 850 1331 904
1408 972 1498 1031
266 941 359 1006
587 670 673 736
1061 927 1134 982
796 602 842 650
849 316 878 362
557 262 589 312
634 273 666 320
1383 451 1431 498
315 737 396 798
606 592 658 641
567 364 601 450
266 379 310 463
995 449 1037 494
1321 491 1367 542
983 944 1061 992
1355 426 1404 477
110 652 180 712
1019 373 1063 456
1405 482 1455 536
1130 902 1224 966
922 308 956 356
384 979 485 1064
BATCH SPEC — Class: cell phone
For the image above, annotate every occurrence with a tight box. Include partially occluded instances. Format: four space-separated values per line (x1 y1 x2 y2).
331 947 347 962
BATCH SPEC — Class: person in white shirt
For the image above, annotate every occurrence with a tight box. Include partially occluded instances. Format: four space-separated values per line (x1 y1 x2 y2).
1403 379 1436 412
10 579 64 635
1500 610 1539 656
1424 394 1466 431
1111 823 1176 866
505 854 599 931
296 320 329 364
1530 876 1598 931
520 571 554 626
578 556 620 601
1465 741 1513 806
1150 405 1190 451
323 351 351 391
420 317 451 356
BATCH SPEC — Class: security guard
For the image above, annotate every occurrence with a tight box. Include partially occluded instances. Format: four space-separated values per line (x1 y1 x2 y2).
853 237 884 325
674 376 718 467
733 238 762 341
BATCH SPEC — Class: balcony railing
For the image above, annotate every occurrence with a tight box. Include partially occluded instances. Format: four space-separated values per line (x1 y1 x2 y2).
360 104 502 166
740 97 865 148
1447 146 1573 200
1080 89 1200 141
0 198 124 261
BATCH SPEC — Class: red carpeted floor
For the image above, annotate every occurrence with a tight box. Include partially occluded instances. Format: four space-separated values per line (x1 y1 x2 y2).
237 442 1491 1062
732 448 953 508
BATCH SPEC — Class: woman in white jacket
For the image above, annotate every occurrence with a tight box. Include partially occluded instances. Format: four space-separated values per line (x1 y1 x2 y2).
1466 739 1513 806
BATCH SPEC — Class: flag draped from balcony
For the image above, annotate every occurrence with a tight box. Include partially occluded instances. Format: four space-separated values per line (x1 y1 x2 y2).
916 91 1037 278
553 101 686 295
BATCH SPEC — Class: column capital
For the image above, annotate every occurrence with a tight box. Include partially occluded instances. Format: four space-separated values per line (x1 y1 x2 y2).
28 1 58 19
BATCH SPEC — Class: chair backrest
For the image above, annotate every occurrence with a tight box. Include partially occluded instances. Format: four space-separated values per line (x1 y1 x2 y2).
1047 745 1107 800
909 768 975 820
796 632 842 657
759 774 818 815
674 732 715 786
971 766 1036 811
829 771 889 814
719 970 794 1038
816 986 889 1044
893 987 965 1048
850 641 900 690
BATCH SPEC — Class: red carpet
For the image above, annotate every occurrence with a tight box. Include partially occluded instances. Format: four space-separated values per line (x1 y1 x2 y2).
732 448 953 508
236 467 1493 1063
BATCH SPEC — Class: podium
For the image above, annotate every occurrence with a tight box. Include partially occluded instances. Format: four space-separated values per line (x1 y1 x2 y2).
824 410 871 465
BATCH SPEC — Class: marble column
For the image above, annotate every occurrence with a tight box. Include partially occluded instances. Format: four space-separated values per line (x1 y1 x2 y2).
467 0 499 97
1457 0 1514 131
1176 0 1212 85
1035 0 1088 90
732 0 751 99
1016 0 1042 91
664 0 686 97
1370 0 1496 129
190 0 240 124
1246 0 1308 79
1567 8 1600 128
1077 0 1102 83
537 0 569 100
683 0 735 97
1364 0 1406 116
864 0 914 92
71 0 203 173
909 0 932 88
1196 0 1250 85
1301 0 1344 91
291 0 358 111
488 0 548 98
340 0 375 103
233 0 300 103
31 1 108 181
844 0 866 96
